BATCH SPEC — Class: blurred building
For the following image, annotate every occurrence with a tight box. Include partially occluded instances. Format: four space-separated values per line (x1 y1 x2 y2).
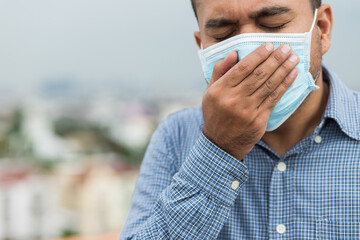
0 159 138 240
0 96 198 239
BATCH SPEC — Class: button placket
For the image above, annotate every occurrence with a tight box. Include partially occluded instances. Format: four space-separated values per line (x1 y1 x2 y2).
269 159 293 238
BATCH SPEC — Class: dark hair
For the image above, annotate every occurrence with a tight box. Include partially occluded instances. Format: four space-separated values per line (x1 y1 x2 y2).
191 0 322 18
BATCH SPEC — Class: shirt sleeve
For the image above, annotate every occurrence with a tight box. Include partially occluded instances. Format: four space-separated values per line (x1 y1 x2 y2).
120 119 249 239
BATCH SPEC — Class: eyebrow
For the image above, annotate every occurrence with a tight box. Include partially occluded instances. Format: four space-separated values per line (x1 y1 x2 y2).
205 6 292 30
205 18 237 29
250 6 291 18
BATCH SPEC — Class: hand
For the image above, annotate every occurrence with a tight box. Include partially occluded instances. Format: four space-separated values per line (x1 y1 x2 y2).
202 43 299 160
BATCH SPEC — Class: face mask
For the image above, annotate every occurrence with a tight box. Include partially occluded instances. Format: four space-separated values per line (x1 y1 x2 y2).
198 9 320 131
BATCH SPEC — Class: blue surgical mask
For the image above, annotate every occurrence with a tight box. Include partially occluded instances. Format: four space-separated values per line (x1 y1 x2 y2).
198 9 320 131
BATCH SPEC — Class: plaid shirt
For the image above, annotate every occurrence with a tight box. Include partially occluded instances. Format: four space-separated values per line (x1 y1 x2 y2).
120 66 360 239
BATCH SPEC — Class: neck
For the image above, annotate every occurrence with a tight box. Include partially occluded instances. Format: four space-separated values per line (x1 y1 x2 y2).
262 70 330 157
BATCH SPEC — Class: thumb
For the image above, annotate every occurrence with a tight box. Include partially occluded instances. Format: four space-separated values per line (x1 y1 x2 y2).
208 51 238 86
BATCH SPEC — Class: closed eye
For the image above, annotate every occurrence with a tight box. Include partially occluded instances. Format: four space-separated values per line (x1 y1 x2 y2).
258 21 290 31
213 30 236 42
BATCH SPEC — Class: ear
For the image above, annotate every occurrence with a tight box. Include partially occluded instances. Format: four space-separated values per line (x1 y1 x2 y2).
194 31 202 49
316 4 333 55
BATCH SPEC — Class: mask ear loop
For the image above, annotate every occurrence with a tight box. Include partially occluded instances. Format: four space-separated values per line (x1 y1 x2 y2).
309 9 318 33
314 69 321 82
310 9 321 83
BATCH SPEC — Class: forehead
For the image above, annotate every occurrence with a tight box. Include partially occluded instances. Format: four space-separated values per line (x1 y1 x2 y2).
196 0 312 22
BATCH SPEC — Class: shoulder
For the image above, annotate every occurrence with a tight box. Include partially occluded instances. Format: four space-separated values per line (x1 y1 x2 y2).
345 86 360 115
351 90 360 123
338 82 360 140
155 107 203 167
326 66 360 114
352 89 360 105
159 106 203 135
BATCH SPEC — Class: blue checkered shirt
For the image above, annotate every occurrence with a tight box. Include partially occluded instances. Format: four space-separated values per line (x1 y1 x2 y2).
120 67 360 239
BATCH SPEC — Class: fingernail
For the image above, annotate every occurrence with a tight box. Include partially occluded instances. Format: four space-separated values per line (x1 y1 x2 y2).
265 43 274 52
289 54 298 63
289 69 298 78
281 44 291 54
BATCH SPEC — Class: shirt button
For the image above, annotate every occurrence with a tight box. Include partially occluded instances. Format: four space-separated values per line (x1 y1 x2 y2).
314 135 322 143
276 224 286 234
277 162 287 172
231 180 240 190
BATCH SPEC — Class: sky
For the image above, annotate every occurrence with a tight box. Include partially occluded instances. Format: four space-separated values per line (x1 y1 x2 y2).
0 0 359 100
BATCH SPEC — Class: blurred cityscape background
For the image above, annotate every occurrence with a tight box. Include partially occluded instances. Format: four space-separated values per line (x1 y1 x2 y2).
0 0 358 239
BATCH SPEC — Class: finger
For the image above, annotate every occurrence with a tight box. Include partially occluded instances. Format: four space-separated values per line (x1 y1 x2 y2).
221 42 274 87
208 51 238 87
259 68 298 112
237 44 292 95
252 54 299 106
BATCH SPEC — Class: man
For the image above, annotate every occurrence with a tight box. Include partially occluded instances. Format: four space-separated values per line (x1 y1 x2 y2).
121 0 360 239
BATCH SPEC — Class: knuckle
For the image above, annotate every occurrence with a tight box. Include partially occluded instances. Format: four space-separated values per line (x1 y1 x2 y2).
243 81 256 92
255 49 268 59
283 71 297 86
277 63 293 79
252 117 264 129
252 68 267 80
264 78 274 91
272 51 284 63
237 108 251 120
281 61 293 72
259 89 271 99
223 98 237 110
237 62 251 73
268 90 280 104
206 86 221 101
282 77 293 89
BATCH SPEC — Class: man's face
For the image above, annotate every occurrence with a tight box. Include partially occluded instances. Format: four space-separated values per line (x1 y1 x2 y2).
196 0 315 48
195 0 323 85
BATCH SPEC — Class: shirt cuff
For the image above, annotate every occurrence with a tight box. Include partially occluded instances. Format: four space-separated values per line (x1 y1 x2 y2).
179 132 249 206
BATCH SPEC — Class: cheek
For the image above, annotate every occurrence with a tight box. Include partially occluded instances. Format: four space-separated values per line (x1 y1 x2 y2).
309 30 322 75
311 30 322 59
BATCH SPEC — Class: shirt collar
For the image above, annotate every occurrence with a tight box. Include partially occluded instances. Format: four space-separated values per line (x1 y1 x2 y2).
322 65 360 140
